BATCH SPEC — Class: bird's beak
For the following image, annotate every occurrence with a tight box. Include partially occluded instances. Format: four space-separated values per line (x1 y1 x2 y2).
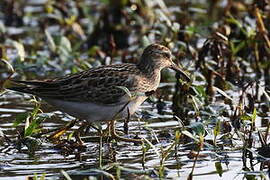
171 62 190 82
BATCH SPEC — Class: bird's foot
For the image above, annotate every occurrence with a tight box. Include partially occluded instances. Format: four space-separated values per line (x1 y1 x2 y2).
48 119 77 140
109 120 142 144
111 131 142 143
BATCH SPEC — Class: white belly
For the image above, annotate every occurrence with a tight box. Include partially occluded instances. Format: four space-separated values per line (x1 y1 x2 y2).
44 95 148 122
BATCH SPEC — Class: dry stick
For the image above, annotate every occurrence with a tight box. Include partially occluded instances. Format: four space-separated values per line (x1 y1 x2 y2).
189 149 201 180
254 7 270 49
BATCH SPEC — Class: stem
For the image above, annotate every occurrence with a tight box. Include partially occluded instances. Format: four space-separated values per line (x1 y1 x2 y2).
99 135 103 168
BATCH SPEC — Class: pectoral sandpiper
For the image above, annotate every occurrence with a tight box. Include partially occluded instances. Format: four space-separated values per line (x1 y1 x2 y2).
7 44 190 143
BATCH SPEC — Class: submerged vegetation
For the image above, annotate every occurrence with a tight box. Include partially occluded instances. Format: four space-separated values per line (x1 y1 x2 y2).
0 0 270 179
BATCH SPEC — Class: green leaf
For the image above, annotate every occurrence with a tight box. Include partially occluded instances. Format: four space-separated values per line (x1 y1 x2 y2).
251 108 256 123
88 45 100 56
189 122 205 136
244 174 256 180
24 115 46 137
175 130 181 144
230 40 246 55
194 85 206 98
24 118 34 137
214 120 221 137
31 102 41 117
241 115 252 121
215 161 223 177
13 113 28 127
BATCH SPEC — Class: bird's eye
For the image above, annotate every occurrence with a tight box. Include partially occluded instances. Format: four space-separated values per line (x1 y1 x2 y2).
163 52 171 59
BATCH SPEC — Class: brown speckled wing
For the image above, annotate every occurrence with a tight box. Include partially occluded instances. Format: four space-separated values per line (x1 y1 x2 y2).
10 64 141 105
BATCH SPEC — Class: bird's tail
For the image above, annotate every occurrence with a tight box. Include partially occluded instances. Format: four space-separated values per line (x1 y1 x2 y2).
3 79 45 94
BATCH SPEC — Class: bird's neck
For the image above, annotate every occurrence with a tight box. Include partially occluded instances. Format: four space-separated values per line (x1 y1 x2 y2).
137 57 162 76
137 62 162 91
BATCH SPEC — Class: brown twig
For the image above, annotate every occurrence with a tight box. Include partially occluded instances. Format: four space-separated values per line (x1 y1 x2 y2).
254 7 270 49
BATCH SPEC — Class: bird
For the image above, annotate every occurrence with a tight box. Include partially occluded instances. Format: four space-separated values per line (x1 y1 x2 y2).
6 43 190 143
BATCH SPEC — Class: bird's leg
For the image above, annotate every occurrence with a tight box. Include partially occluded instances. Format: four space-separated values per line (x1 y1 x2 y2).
48 119 77 140
75 123 103 144
48 119 87 146
107 101 143 143
123 108 130 135
74 122 87 145
110 119 142 143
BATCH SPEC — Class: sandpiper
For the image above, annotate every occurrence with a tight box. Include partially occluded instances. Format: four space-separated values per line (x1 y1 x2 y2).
7 44 189 142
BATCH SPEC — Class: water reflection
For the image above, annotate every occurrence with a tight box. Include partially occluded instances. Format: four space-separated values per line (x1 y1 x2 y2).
1 84 264 179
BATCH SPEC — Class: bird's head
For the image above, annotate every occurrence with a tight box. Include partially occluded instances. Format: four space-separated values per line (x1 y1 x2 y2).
138 44 190 81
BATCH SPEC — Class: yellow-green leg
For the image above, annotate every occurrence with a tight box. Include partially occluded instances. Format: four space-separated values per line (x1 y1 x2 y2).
110 120 142 143
48 119 77 140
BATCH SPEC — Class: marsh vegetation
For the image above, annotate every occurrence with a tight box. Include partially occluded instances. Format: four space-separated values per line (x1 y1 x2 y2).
0 0 269 179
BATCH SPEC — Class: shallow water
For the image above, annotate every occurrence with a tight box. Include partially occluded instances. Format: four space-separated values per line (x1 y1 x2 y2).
1 0 270 179
0 85 267 180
